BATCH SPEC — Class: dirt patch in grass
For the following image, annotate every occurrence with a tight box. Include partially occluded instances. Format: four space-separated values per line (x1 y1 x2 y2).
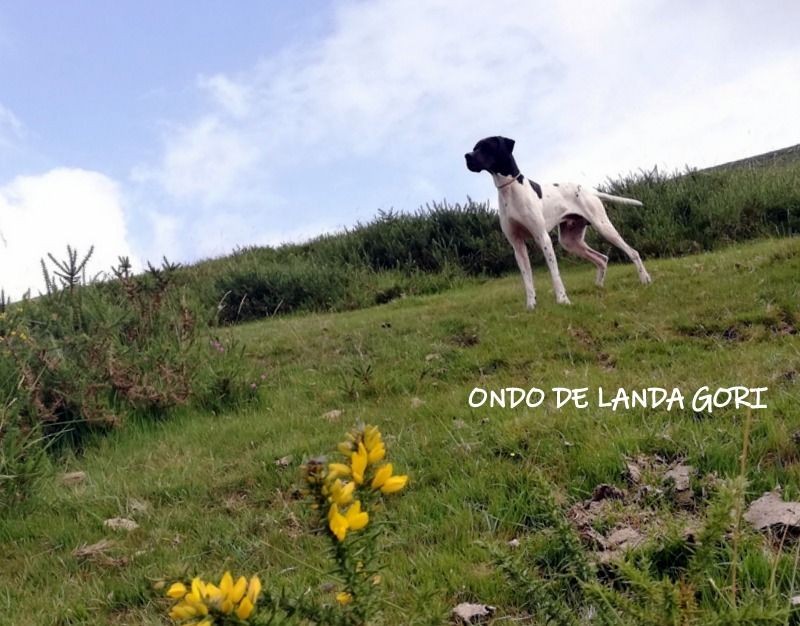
567 325 617 370
567 456 704 563
675 309 798 342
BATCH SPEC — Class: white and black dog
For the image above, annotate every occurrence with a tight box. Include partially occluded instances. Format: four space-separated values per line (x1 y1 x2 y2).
465 136 651 309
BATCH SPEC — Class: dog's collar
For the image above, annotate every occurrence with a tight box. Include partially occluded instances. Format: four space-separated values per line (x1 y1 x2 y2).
495 173 524 189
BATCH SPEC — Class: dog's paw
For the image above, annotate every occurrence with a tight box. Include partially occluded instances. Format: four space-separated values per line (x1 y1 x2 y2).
557 295 572 305
595 270 606 287
526 300 537 311
640 272 653 285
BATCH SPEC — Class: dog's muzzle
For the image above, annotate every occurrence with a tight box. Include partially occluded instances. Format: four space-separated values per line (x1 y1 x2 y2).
464 152 481 172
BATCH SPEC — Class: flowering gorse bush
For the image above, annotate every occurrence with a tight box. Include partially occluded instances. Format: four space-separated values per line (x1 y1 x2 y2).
166 572 262 625
164 424 408 625
1 252 260 510
302 424 408 623
308 424 408 542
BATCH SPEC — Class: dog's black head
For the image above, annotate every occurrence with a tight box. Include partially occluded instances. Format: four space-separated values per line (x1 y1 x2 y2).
464 136 518 176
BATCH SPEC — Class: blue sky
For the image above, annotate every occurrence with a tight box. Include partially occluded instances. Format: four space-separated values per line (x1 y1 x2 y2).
2 1 800 298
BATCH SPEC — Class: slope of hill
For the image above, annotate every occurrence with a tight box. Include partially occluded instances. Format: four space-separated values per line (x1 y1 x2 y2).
700 143 800 172
2 238 799 624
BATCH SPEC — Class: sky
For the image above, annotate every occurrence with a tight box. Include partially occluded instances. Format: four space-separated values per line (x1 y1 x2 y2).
1 1 799 299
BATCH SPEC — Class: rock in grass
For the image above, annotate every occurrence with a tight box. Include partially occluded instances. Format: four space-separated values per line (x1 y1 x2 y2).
322 409 343 422
453 602 496 623
591 484 625 502
624 460 642 485
606 527 645 551
275 454 293 468
663 464 693 491
61 471 87 486
127 497 149 514
73 539 115 559
663 462 695 507
598 528 646 563
744 490 800 531
103 517 139 532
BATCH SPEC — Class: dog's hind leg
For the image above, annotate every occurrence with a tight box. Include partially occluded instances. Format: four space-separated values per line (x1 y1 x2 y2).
589 211 652 284
558 218 609 286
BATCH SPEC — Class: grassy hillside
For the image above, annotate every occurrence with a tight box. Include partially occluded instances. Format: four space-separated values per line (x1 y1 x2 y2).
2 237 798 624
168 156 800 324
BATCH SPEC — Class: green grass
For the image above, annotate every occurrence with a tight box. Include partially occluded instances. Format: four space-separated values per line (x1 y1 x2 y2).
1 237 799 624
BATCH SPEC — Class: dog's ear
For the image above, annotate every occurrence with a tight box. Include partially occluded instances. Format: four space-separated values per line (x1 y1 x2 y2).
501 137 515 154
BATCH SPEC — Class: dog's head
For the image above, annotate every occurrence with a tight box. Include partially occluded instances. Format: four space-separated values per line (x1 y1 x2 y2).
464 136 517 175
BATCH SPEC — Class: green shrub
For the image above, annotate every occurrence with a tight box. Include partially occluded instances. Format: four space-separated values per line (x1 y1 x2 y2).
0 387 50 511
200 200 516 323
215 258 353 323
0 250 257 507
598 162 800 259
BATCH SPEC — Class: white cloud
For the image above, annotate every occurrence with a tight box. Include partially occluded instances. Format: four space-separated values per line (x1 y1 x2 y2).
132 0 800 253
149 1 800 177
0 168 136 300
145 210 183 264
540 52 800 183
198 74 253 119
131 115 261 205
0 102 23 147
257 220 348 249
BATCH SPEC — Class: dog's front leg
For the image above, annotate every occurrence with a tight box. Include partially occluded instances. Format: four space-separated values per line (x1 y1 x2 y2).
536 232 571 305
509 236 537 310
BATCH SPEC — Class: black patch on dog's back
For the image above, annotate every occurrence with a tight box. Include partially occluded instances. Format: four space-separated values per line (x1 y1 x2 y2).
529 180 543 199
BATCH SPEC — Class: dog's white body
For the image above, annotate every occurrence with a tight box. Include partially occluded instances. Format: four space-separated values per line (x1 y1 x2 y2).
493 173 651 309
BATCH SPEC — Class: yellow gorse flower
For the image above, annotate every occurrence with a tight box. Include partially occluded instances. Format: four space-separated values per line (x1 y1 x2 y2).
327 500 369 541
167 582 188 598
166 572 262 623
314 425 406 544
380 474 408 494
350 442 368 485
367 442 385 464
337 440 354 456
246 575 261 605
363 425 381 449
371 463 393 490
328 502 349 541
336 591 353 605
344 500 369 531
328 478 355 507
236 595 255 619
371 463 409 495
327 462 351 479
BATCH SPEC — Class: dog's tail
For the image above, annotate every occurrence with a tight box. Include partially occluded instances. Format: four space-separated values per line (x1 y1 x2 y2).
594 191 643 207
